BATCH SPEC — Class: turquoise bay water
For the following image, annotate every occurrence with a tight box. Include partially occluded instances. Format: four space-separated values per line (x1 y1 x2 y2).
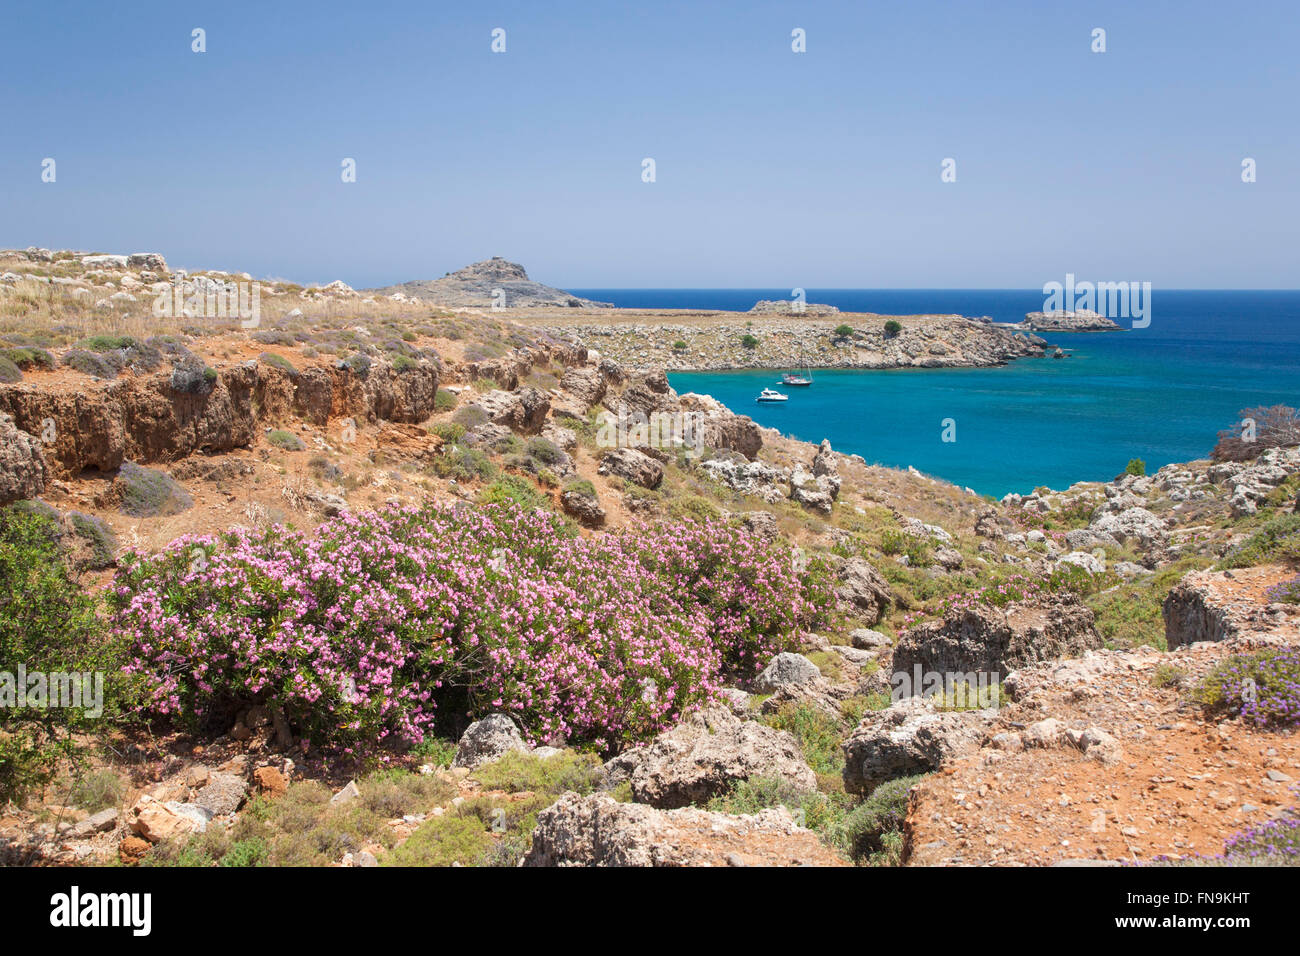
570 290 1300 497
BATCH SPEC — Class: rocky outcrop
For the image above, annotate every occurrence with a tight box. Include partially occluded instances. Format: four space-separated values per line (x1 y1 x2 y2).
523 792 846 866
561 489 606 526
598 447 664 489
603 705 816 808
1016 310 1121 332
835 558 893 624
371 257 613 309
0 412 48 505
749 299 841 316
698 457 786 502
1089 506 1166 551
0 359 439 479
465 387 550 434
842 698 994 794
1163 572 1238 649
890 597 1102 687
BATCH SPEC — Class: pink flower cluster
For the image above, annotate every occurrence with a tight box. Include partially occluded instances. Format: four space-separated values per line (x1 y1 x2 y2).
110 502 828 753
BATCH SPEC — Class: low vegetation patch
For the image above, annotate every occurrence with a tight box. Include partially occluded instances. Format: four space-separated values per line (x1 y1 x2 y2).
266 429 306 452
1194 646 1300 728
115 462 193 517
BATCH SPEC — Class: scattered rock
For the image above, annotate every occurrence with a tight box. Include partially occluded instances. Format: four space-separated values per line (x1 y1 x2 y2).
523 792 845 866
451 713 531 769
603 705 816 808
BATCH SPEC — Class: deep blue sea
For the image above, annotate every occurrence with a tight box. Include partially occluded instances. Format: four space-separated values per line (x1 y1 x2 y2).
568 290 1300 497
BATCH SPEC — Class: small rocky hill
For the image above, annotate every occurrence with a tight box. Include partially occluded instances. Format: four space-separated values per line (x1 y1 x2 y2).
369 257 613 309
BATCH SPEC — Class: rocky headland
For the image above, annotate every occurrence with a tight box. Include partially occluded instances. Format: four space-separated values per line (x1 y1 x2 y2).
368 257 613 309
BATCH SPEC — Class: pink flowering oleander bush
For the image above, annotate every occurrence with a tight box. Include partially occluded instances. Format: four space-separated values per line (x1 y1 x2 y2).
110 502 828 754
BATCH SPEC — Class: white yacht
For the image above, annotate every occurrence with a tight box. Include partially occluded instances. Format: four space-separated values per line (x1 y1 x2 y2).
756 388 789 403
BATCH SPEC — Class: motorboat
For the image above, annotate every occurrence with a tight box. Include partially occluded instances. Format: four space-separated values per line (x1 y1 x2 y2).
756 388 789 403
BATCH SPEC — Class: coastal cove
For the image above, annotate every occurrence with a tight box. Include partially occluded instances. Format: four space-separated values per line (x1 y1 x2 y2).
591 290 1300 498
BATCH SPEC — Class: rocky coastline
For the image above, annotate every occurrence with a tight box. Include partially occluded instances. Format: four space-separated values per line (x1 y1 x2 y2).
538 313 1052 372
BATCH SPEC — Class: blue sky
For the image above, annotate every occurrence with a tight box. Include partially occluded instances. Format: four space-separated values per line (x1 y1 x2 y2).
2 0 1297 288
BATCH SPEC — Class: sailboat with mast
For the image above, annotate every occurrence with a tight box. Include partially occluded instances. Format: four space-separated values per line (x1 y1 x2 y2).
779 356 814 387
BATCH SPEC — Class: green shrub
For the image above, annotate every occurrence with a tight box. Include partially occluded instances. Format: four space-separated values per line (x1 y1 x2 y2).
62 349 119 379
431 444 497 482
259 352 299 376
452 405 490 429
81 334 136 352
267 429 306 452
883 320 902 337
1151 663 1188 689
1086 557 1209 649
68 511 118 570
219 837 269 867
0 346 55 370
68 769 125 812
740 334 760 349
1125 458 1146 476
469 750 604 796
434 389 459 412
562 478 597 500
834 324 854 339
408 736 458 767
1218 513 1300 569
667 496 722 522
391 354 418 373
524 436 564 466
0 355 21 383
672 340 688 351
382 814 494 867
115 462 193 517
429 422 466 443
708 775 850 856
0 506 127 806
479 475 546 510
761 701 845 779
357 768 455 817
844 774 924 862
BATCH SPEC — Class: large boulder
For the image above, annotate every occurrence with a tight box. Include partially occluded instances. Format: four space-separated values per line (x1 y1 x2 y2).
754 652 822 693
835 558 893 624
465 387 550 433
451 714 530 769
603 705 816 808
891 597 1102 688
0 413 48 505
523 792 846 867
618 370 678 417
677 395 764 459
560 488 606 526
842 698 993 795
129 794 213 842
193 772 249 816
598 447 664 489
